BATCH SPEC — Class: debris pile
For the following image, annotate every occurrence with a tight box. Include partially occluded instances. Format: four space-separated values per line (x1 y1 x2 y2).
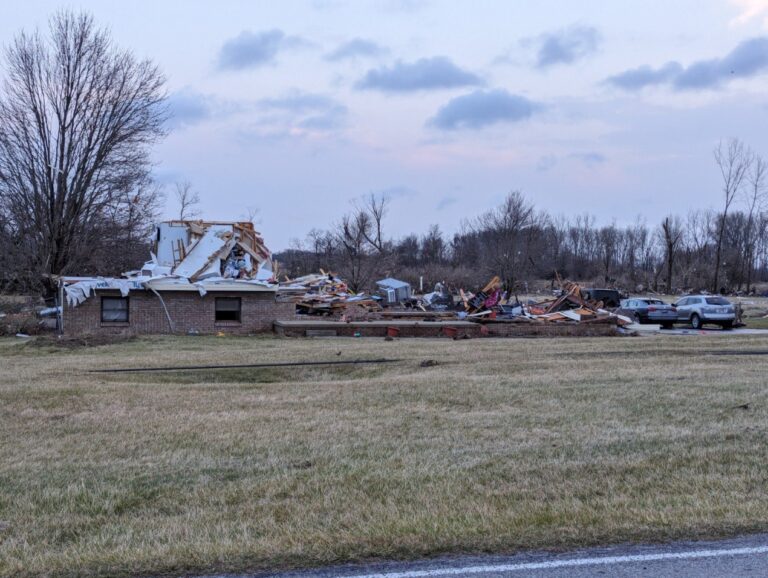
419 282 455 311
144 220 271 281
278 271 382 316
459 277 631 326
0 295 47 336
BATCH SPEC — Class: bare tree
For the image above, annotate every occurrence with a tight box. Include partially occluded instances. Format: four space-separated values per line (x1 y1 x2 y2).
237 205 261 225
597 224 619 284
0 11 167 293
336 212 375 291
712 139 751 292
174 180 200 220
324 194 392 290
475 191 535 289
659 215 683 292
360 193 388 254
744 154 767 292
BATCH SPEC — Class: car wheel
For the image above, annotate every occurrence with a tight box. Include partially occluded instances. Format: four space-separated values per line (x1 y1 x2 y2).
690 313 702 329
633 313 642 324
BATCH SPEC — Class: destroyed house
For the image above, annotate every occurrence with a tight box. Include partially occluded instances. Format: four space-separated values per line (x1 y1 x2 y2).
59 220 294 335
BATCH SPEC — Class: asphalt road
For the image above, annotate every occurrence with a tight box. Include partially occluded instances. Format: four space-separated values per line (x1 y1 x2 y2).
667 327 768 335
629 325 768 336
196 534 768 578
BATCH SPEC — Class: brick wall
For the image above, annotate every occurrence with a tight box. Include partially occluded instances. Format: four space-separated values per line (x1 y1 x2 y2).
274 321 482 338
63 290 296 336
483 321 619 337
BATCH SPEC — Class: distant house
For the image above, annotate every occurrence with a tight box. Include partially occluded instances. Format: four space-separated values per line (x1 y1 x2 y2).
376 277 412 304
59 220 294 335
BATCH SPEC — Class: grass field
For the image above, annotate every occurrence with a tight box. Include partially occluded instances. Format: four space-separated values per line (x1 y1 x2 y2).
2 334 768 577
743 316 768 329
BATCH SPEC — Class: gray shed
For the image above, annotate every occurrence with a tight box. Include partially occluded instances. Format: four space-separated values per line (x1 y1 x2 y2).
376 277 412 303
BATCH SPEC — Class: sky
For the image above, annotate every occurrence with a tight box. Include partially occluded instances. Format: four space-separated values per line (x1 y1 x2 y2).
3 0 768 250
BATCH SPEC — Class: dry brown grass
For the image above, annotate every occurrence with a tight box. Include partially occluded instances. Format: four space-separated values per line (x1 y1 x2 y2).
2 333 768 577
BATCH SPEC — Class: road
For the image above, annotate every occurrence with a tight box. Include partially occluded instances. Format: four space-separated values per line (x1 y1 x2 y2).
628 325 768 336
196 534 768 578
664 327 768 335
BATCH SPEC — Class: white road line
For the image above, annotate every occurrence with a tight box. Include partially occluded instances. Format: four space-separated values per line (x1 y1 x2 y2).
342 545 768 578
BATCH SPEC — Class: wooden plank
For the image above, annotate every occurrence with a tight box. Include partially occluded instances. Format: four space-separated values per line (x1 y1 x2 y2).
481 276 501 293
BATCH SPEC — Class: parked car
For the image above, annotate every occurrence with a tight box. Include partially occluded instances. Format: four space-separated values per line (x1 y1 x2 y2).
673 295 736 329
620 297 677 328
581 288 623 308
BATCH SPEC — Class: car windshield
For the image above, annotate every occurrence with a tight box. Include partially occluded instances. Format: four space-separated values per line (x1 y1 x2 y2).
705 297 730 305
645 299 665 305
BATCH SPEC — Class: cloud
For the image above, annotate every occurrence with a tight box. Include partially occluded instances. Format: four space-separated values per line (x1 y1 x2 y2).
356 57 483 92
536 155 558 172
258 90 347 131
326 38 388 61
217 29 307 70
605 62 683 90
380 0 428 13
428 89 541 130
534 26 601 68
260 91 343 113
730 0 768 28
569 152 607 167
605 36 768 91
675 36 768 89
380 185 418 200
165 90 213 129
165 89 244 129
436 195 457 210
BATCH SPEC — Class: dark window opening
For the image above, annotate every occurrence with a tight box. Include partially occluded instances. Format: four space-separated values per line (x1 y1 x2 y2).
101 297 129 323
215 297 241 322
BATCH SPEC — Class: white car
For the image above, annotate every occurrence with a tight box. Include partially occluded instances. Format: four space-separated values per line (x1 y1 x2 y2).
673 295 736 329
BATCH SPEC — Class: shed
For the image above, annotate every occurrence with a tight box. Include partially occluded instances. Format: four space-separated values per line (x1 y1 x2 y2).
376 277 412 304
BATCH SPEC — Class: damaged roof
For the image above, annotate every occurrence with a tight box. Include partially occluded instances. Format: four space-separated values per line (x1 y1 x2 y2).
62 220 275 307
151 220 270 281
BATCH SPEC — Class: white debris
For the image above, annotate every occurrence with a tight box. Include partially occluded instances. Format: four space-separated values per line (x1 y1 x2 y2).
61 220 274 307
63 278 138 306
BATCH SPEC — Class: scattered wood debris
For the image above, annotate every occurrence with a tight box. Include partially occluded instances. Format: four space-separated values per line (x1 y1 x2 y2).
278 270 382 317
459 276 632 327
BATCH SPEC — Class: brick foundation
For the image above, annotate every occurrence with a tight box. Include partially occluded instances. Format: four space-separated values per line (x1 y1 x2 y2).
482 321 620 337
273 319 481 338
273 319 621 338
63 290 296 336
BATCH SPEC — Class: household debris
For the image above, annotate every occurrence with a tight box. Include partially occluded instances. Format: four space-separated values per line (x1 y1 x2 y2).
457 277 632 327
376 277 412 304
0 295 54 336
276 272 631 328
278 270 382 316
419 282 455 311
62 220 275 307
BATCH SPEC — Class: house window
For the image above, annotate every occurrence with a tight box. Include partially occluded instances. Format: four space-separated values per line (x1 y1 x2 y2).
215 297 241 322
101 297 129 323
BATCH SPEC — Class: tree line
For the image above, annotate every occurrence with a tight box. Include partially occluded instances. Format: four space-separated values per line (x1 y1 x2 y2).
278 139 768 295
